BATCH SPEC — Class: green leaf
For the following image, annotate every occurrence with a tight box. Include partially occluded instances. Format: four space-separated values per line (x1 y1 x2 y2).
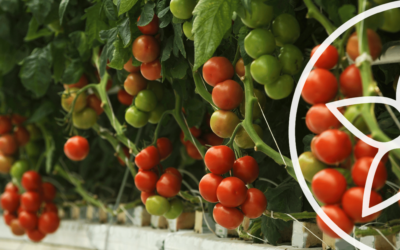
26 0 53 24
161 36 174 62
37 123 55 174
137 1 155 26
240 0 251 14
26 101 55 124
238 25 252 65
158 6 170 18
0 15 10 39
160 12 172 28
192 0 239 70
69 31 89 59
99 27 118 75
104 0 118 21
266 180 303 213
118 0 139 16
0 40 16 75
302 134 314 152
59 0 70 24
172 23 186 58
62 59 84 84
51 42 66 83
25 17 53 42
84 3 109 47
118 17 131 47
185 97 206 127
108 39 131 70
0 0 19 13
338 4 355 24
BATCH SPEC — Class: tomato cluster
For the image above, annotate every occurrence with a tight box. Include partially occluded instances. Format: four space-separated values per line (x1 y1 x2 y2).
199 146 267 229
0 171 60 242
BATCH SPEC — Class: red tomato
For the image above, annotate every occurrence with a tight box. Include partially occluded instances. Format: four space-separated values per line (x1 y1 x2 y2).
64 136 89 161
354 135 389 163
87 94 104 115
135 170 158 192
164 167 182 182
0 134 17 155
117 147 130 166
202 57 234 87
42 183 56 202
305 104 341 134
10 219 25 236
212 80 244 110
203 133 223 146
232 156 259 184
135 146 160 170
340 65 363 98
341 187 382 223
216 177 247 207
156 138 173 161
1 191 19 212
235 58 245 78
185 140 204 160
241 188 267 219
189 127 201 138
19 211 38 231
14 126 30 146
27 229 46 242
137 14 159 35
43 203 58 213
3 210 17 225
21 191 41 213
316 205 354 238
204 146 235 175
0 116 12 135
301 69 338 105
5 182 19 193
199 173 224 203
117 89 134 106
311 45 339 69
124 72 147 96
352 157 387 190
38 212 60 234
312 169 347 204
346 29 382 61
140 59 161 80
63 75 88 89
124 58 141 73
213 203 244 229
141 191 155 205
132 35 160 63
11 114 26 126
22 171 42 191
312 129 352 164
156 173 181 198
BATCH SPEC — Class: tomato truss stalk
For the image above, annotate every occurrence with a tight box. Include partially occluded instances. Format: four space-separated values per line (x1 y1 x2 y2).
303 0 336 35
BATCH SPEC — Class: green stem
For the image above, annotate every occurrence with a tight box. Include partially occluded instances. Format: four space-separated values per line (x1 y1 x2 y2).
225 122 242 147
263 210 317 222
192 70 218 110
355 225 400 237
303 0 336 35
151 110 174 145
179 191 206 204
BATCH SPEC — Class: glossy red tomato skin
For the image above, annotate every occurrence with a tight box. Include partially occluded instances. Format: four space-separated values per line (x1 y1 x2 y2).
199 173 224 203
135 146 160 170
312 169 347 204
202 57 234 87
43 203 58 213
117 89 134 106
87 94 104 115
241 188 267 219
212 80 244 110
203 133 223 146
134 170 158 193
204 146 235 175
21 191 41 213
216 177 247 208
213 203 244 230
354 135 389 163
346 29 382 61
19 211 38 231
22 171 42 191
301 69 338 105
42 183 56 202
0 116 12 135
3 210 17 225
352 157 387 190
132 35 160 63
140 59 161 80
316 205 354 238
27 229 46 242
341 187 382 223
64 136 89 162
164 167 182 182
340 65 363 98
10 219 25 236
0 134 17 155
185 140 204 160
38 212 60 234
5 182 19 193
156 173 181 198
156 138 173 161
124 58 141 73
63 75 88 89
124 72 147 96
305 104 341 134
312 129 352 165
137 14 159 35
311 45 339 70
141 191 155 205
1 191 20 212
233 156 259 184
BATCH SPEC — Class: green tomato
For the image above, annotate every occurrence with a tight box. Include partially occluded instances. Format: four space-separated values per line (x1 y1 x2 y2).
210 110 240 139
344 106 370 134
25 141 40 157
234 124 263 149
147 81 164 101
61 88 87 113
146 195 171 216
135 90 157 112
148 105 165 124
279 44 303 75
272 13 300 45
264 75 294 100
164 198 184 219
380 8 400 33
250 55 282 85
26 124 41 141
183 21 194 41
244 28 276 59
170 0 196 20
72 107 98 130
10 160 29 180
240 89 267 120
298 152 327 183
125 106 150 128
240 0 274 29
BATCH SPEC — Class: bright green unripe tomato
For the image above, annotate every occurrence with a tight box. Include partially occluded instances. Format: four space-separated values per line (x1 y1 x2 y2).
380 8 400 33
125 106 150 128
10 160 29 180
279 44 304 75
146 195 171 216
61 88 87 113
240 89 267 120
244 28 276 59
234 124 263 149
183 21 194 41
344 106 370 134
298 152 327 183
210 110 240 139
164 198 184 219
147 81 164 101
250 55 282 85
170 0 196 20
135 89 157 112
272 13 300 45
240 0 274 28
72 107 98 129
148 105 165 124
264 74 294 100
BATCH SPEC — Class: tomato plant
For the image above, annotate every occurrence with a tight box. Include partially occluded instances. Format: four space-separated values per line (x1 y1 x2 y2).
124 73 147 96
138 15 159 35
38 212 60 234
170 0 196 19
250 55 282 85
340 65 363 98
312 129 352 164
311 169 347 204
210 110 240 138
239 0 273 28
305 104 341 134
204 146 235 175
145 195 171 216
346 29 382 61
